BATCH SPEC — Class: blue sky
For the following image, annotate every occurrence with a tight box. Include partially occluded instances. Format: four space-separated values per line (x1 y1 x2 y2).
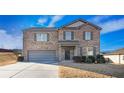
0 15 124 52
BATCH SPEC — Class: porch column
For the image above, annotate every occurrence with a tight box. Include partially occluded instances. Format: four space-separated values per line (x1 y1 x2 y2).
74 45 80 56
58 45 62 61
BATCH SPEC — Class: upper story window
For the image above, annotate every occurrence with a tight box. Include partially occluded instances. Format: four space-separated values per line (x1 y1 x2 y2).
35 33 49 42
64 31 74 40
84 32 92 40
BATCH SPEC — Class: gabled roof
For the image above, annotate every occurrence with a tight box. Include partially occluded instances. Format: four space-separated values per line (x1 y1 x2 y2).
23 27 58 32
106 48 124 55
60 19 102 30
23 19 102 32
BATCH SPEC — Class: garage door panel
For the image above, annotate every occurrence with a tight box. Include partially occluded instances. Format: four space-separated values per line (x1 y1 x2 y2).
28 50 57 62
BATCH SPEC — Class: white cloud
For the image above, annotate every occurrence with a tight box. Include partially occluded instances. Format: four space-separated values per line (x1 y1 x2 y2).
99 18 124 34
37 17 48 25
37 15 64 27
89 15 111 24
48 15 64 27
0 29 22 49
89 16 124 34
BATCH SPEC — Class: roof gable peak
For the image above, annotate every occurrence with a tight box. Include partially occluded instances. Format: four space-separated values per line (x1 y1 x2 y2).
61 19 102 30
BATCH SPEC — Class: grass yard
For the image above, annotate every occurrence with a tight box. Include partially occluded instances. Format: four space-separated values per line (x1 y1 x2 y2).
0 52 17 66
59 62 124 78
59 66 111 78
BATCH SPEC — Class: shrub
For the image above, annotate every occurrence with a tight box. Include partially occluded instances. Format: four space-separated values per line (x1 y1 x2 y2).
81 56 86 62
17 56 24 61
96 54 106 63
73 55 106 64
85 56 95 63
73 56 82 63
88 56 95 63
85 57 92 63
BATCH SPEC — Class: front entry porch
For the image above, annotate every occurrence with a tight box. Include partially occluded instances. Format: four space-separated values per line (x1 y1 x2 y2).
63 46 74 60
58 40 80 61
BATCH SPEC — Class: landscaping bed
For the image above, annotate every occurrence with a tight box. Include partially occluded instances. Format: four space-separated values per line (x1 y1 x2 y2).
73 55 106 64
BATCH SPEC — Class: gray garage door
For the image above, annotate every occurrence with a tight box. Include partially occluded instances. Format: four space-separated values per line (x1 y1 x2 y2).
28 50 57 63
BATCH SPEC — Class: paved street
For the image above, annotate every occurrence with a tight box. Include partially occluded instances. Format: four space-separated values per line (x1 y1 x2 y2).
0 62 58 78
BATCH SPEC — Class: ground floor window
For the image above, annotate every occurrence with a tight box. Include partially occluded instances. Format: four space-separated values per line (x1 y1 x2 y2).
86 47 94 56
82 47 95 56
81 47 94 56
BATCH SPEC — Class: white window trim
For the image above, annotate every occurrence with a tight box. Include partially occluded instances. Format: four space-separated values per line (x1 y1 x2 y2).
36 33 48 42
85 32 92 40
86 47 94 56
65 31 73 40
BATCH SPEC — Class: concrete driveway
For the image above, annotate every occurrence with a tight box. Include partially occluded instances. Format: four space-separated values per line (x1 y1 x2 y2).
0 62 58 78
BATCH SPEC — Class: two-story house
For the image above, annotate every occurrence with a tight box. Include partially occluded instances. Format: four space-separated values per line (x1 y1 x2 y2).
23 19 101 63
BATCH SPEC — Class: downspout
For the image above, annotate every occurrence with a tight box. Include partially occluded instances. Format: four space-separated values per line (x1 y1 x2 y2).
119 54 121 64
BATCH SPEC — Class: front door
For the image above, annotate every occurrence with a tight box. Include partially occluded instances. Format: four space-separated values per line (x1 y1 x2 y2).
65 50 70 60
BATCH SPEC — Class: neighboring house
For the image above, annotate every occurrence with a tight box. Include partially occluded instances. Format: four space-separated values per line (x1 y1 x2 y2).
23 19 101 62
104 48 124 64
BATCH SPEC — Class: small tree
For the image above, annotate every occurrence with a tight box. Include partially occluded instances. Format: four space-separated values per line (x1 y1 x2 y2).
96 54 106 63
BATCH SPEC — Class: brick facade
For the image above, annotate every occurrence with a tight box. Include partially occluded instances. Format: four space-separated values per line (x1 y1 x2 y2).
23 19 101 61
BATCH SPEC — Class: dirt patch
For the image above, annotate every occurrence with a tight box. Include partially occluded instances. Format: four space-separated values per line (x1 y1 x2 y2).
59 66 111 78
0 52 17 66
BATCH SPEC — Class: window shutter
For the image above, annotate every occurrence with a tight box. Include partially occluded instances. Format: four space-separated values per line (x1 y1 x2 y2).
91 32 93 40
34 33 37 41
71 32 74 40
93 47 96 56
83 32 85 40
63 31 65 40
47 33 49 41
